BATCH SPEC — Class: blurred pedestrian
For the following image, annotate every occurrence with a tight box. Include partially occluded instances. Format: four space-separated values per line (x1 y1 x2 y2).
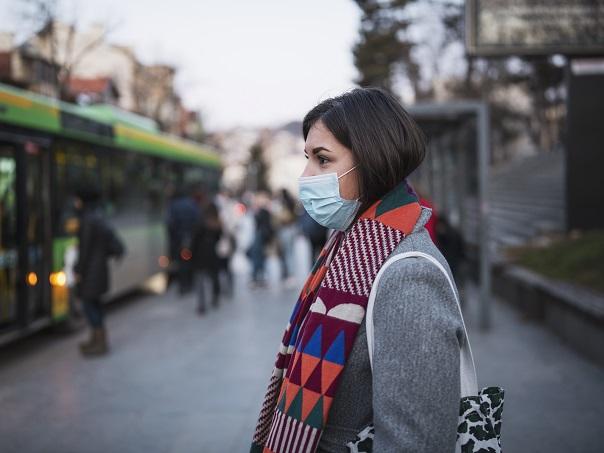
274 188 298 287
166 185 199 294
247 192 274 287
252 88 479 452
436 215 466 286
298 210 327 262
214 190 236 296
74 184 124 357
191 200 222 314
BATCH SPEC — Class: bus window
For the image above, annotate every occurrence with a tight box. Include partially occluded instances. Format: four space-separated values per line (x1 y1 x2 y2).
102 151 156 225
52 144 101 236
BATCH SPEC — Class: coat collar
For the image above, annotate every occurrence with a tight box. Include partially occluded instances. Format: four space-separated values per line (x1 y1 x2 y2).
412 206 433 234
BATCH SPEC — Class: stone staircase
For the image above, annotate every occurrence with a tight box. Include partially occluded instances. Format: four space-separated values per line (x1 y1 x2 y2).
463 149 566 256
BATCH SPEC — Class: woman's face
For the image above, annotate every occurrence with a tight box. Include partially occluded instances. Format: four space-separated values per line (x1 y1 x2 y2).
301 120 360 201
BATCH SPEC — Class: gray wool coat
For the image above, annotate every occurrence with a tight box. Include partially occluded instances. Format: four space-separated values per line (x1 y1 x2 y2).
317 207 465 453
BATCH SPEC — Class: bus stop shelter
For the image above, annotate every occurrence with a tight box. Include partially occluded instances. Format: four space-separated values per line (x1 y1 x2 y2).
408 101 492 329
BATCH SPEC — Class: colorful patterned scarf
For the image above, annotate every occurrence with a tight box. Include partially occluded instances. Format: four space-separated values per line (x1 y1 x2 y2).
251 181 422 453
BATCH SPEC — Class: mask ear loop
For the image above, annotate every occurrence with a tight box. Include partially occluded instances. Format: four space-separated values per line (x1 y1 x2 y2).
337 165 362 223
337 165 358 180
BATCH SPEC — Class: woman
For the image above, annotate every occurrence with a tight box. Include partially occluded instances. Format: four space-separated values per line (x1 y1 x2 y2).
248 192 274 288
191 200 222 313
251 88 466 452
274 188 298 286
74 184 124 356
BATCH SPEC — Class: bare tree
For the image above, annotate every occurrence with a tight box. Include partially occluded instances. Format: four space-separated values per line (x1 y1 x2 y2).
18 0 117 100
352 0 565 158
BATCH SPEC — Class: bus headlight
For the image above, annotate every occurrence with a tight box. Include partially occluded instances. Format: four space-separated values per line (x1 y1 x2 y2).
49 271 67 287
27 272 38 286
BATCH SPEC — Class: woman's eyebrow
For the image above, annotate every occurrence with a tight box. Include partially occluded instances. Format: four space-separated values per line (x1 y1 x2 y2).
304 146 332 154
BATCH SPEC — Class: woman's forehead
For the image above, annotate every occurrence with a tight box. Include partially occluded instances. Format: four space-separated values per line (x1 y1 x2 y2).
306 121 330 140
305 121 343 151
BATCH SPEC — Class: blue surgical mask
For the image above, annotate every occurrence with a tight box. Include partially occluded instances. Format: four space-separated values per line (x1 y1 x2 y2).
298 166 361 231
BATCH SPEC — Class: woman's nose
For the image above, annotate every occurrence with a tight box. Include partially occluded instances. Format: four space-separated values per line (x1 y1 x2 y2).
300 163 314 178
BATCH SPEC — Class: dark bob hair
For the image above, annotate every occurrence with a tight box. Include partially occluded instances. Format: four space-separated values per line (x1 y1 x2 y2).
302 87 426 214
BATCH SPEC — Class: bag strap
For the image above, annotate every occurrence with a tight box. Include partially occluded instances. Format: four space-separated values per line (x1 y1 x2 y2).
366 251 478 397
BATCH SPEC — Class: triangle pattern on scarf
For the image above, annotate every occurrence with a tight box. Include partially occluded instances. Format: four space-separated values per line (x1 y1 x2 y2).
321 360 342 395
305 395 324 429
277 376 289 403
305 359 323 393
323 330 345 364
377 203 421 233
289 351 302 385
301 389 322 421
375 182 417 217
325 373 341 398
303 325 323 358
277 388 286 412
284 383 301 413
287 387 304 420
301 353 321 386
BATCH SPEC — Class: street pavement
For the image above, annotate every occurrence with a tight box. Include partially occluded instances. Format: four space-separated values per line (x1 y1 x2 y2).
0 253 603 452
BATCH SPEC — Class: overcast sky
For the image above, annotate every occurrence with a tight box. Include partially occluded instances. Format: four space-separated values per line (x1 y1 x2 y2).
1 0 362 131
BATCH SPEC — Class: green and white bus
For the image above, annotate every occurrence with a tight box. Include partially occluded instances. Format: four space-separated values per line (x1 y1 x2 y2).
0 82 221 344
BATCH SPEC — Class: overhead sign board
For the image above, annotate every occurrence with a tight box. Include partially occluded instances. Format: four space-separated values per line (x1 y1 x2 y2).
466 0 604 56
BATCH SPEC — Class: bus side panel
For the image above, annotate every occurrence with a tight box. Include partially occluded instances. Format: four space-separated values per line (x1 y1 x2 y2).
108 223 164 297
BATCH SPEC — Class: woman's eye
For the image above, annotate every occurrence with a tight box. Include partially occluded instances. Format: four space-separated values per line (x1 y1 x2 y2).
318 156 328 165
304 154 309 160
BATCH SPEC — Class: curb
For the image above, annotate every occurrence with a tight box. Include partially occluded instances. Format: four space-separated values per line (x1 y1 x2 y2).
492 263 604 367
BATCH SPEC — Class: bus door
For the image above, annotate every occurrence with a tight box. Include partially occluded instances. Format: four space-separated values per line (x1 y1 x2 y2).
22 141 52 326
0 140 52 338
0 144 18 331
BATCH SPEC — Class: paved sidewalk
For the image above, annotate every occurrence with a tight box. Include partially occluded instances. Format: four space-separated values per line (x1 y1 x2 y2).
0 278 295 453
1 271 602 452
462 281 604 453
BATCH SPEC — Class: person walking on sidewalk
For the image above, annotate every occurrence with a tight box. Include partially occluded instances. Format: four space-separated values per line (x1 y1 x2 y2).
298 209 327 262
74 184 124 357
166 186 200 294
274 188 298 287
191 200 222 314
251 88 470 452
248 192 274 288
214 190 237 297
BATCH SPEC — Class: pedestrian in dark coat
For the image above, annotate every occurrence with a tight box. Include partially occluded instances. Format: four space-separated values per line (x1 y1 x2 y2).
191 201 222 314
436 216 465 290
248 193 274 287
166 187 200 294
74 185 124 356
298 210 326 262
